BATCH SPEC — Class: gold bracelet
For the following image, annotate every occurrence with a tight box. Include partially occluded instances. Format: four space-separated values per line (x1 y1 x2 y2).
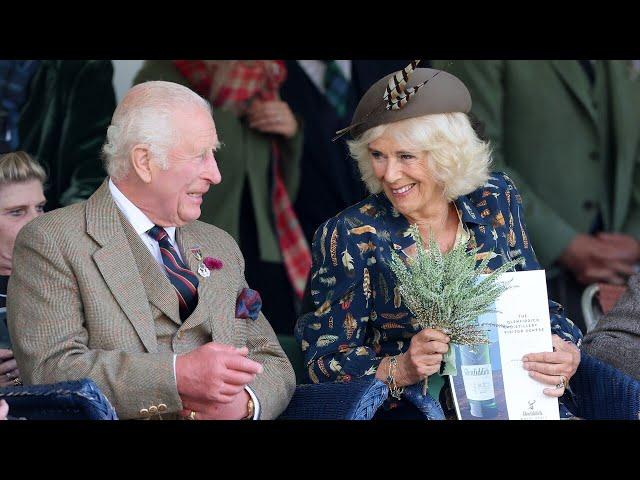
386 355 405 400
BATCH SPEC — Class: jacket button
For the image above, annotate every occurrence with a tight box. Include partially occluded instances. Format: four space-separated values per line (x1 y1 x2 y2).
139 408 150 418
149 405 158 415
177 331 184 340
583 200 595 210
158 404 168 413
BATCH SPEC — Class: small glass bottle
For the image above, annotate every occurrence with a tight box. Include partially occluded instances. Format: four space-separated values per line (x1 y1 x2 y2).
459 343 498 418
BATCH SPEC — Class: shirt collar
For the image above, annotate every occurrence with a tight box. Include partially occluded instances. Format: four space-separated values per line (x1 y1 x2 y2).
454 194 492 226
374 189 492 252
108 178 177 243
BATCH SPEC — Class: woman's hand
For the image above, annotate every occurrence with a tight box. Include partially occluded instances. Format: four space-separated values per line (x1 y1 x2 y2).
247 100 298 139
0 349 20 387
522 334 580 397
394 329 451 388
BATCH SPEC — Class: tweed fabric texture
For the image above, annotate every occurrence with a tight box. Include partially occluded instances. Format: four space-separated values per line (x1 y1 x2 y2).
7 180 295 419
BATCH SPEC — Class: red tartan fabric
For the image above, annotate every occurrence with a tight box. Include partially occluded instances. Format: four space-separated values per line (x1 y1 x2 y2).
172 60 212 99
173 60 311 298
271 141 312 299
173 60 285 111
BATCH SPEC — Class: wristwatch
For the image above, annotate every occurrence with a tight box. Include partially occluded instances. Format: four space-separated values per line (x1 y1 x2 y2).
243 397 255 420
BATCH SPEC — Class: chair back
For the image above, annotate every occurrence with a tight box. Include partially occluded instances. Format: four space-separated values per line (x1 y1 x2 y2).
0 378 118 420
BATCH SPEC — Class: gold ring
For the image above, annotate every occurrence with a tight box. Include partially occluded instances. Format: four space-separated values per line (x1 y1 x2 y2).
555 375 567 389
12 377 22 386
188 410 197 420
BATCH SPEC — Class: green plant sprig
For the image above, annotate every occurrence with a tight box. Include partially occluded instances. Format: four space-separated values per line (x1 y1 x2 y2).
389 224 523 346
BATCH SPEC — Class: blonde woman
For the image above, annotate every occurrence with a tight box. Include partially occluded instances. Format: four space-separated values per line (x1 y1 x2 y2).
296 67 582 419
0 151 47 387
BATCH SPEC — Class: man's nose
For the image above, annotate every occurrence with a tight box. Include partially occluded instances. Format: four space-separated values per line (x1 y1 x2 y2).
203 155 222 184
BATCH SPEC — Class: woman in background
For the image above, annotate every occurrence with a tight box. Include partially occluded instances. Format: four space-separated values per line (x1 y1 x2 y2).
0 151 47 388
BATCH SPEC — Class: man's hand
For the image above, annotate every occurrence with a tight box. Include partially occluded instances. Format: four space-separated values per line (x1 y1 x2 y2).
559 233 640 285
596 232 640 262
176 343 262 406
179 389 251 420
0 349 20 387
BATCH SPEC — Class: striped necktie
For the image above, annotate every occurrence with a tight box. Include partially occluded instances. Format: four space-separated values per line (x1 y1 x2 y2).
147 226 199 320
323 60 350 118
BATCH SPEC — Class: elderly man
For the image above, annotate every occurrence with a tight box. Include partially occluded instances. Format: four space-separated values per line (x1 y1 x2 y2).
6 81 296 420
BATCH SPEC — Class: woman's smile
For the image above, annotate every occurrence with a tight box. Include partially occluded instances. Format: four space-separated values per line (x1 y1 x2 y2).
390 183 416 197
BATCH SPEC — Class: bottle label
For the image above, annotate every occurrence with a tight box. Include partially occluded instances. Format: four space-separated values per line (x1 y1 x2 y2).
461 364 495 401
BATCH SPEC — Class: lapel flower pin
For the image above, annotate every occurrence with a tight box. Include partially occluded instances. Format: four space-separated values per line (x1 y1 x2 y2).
197 256 223 278
203 257 223 270
190 246 224 278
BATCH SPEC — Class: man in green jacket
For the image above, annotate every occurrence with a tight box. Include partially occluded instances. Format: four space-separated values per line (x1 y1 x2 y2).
434 60 640 332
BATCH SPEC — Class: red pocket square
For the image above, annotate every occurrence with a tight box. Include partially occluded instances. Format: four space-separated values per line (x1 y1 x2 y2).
235 288 262 321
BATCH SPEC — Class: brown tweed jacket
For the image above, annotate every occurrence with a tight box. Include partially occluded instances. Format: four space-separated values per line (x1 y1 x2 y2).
582 274 640 380
6 181 295 419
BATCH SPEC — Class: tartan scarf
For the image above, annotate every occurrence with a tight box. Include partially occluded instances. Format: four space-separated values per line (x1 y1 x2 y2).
173 60 311 299
173 60 286 112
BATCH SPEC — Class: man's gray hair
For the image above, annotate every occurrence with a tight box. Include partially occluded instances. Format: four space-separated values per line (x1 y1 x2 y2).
102 81 211 181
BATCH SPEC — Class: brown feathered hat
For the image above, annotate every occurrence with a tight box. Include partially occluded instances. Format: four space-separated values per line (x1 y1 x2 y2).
334 60 472 140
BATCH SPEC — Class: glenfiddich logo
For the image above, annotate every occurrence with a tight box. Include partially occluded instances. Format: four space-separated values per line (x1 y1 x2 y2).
522 399 543 417
462 366 491 376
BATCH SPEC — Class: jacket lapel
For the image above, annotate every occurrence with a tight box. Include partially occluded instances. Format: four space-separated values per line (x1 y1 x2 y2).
551 60 598 126
86 181 159 352
176 226 231 339
120 213 182 327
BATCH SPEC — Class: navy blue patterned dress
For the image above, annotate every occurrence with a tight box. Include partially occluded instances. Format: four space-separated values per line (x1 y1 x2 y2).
295 172 582 417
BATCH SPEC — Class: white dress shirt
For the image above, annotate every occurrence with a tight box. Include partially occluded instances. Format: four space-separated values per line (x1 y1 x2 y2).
108 179 260 419
297 60 352 95
108 178 182 263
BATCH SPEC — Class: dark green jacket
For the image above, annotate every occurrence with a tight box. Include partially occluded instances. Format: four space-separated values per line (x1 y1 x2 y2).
19 60 116 209
434 60 640 268
133 60 303 263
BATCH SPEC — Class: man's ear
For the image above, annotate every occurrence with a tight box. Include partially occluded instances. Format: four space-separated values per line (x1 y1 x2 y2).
130 144 153 183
